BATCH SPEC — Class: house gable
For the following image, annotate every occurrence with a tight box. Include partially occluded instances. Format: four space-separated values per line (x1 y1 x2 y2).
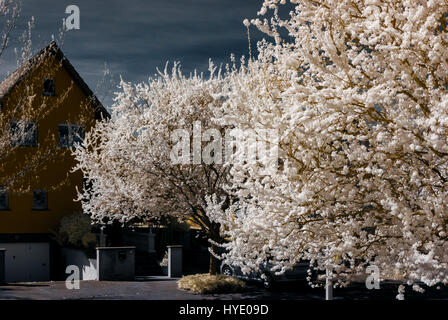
0 42 108 234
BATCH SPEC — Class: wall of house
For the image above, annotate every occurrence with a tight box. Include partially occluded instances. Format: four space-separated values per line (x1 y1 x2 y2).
0 242 50 282
0 53 98 234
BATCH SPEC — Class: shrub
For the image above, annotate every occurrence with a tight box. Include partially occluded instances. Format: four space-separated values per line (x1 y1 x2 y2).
159 251 168 267
178 273 246 294
53 213 97 250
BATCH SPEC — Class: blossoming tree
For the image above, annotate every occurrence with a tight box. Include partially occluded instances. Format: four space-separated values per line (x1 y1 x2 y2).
207 0 448 298
73 64 230 274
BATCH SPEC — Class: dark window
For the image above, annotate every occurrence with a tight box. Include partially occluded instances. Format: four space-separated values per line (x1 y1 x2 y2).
10 120 38 147
0 190 9 210
58 124 84 148
32 190 48 210
43 78 55 96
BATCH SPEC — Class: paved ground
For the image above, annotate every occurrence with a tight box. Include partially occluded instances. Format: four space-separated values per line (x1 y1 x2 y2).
1 277 448 300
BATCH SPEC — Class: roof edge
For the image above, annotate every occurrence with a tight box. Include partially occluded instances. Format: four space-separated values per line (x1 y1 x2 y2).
0 41 110 119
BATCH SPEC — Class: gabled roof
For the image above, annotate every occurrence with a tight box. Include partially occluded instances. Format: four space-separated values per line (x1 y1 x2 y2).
0 41 110 118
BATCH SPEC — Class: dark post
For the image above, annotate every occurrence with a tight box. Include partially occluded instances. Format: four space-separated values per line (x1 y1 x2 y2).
167 245 183 278
0 249 6 284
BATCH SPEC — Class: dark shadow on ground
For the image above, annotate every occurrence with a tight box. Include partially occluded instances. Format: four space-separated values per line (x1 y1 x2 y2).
2 283 49 287
199 279 448 300
241 280 448 300
134 276 177 282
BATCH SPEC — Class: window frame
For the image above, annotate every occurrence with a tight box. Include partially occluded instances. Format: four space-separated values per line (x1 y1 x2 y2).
58 123 84 148
9 120 38 147
32 189 48 211
42 78 55 96
0 190 9 210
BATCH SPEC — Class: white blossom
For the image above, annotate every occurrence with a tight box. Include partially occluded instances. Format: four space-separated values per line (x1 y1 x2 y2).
208 0 448 298
73 63 230 273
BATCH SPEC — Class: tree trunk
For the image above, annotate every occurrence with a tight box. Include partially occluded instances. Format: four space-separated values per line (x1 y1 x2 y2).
208 223 222 275
209 243 220 275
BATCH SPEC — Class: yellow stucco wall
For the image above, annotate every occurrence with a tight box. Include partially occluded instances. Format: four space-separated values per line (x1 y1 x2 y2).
0 53 99 234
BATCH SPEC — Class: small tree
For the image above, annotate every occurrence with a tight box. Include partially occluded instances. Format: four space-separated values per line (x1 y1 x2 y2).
53 213 97 251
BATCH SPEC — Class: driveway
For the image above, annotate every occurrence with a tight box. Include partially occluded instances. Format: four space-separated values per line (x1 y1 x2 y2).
1 277 447 300
0 278 307 300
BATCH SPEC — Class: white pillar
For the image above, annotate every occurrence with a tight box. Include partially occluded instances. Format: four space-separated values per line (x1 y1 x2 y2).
99 226 107 247
325 268 333 300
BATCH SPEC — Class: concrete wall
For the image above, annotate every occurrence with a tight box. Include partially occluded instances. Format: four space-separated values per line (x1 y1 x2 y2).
97 247 135 281
61 248 98 280
0 242 49 282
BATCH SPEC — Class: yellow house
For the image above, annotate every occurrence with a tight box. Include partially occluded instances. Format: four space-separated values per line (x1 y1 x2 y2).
0 41 109 282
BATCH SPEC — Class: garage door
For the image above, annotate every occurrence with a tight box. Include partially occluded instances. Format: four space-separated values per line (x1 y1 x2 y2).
0 242 50 282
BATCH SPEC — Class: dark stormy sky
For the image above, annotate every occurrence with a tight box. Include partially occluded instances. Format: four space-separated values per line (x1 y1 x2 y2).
0 0 268 108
